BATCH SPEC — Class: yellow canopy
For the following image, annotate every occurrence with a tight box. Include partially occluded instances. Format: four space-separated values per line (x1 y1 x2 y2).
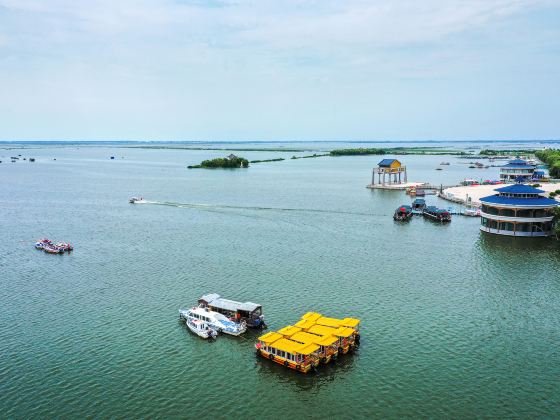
291 331 337 347
316 316 361 329
272 338 319 355
341 317 360 328
277 325 302 337
295 319 316 329
316 317 342 328
301 312 322 322
308 324 354 338
258 331 283 344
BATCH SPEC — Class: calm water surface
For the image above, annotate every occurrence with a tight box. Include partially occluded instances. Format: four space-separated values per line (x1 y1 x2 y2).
1 145 559 418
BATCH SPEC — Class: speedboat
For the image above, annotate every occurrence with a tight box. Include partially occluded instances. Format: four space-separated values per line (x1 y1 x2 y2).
56 243 73 252
461 208 481 217
43 245 64 254
184 316 217 339
180 306 247 336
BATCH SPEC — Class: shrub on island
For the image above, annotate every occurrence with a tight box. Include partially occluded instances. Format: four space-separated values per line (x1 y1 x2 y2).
188 155 249 169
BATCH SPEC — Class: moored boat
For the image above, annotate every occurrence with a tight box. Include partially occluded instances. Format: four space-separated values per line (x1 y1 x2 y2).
255 332 320 373
393 205 412 221
461 207 481 217
422 206 452 222
277 326 339 364
198 293 265 328
183 315 217 339
411 198 426 211
179 306 247 336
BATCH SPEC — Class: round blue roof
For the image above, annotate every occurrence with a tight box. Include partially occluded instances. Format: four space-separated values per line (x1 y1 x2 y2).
480 195 558 207
494 184 544 194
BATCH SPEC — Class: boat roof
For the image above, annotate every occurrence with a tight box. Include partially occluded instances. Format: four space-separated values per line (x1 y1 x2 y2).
316 317 342 328
277 325 302 336
291 331 338 347
301 312 322 321
200 293 261 312
308 324 354 338
258 331 283 344
341 317 360 328
412 198 425 203
295 319 316 329
271 338 320 355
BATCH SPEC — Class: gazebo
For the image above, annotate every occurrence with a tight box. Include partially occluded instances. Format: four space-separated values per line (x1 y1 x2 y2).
372 159 408 185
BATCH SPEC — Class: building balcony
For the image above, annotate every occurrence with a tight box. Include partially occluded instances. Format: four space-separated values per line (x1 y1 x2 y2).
480 212 554 223
480 226 552 237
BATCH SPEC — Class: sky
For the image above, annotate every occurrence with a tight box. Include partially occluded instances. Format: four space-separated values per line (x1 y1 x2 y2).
0 0 559 141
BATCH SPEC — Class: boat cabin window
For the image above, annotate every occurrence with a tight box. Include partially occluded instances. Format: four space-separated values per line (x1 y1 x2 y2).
252 307 262 316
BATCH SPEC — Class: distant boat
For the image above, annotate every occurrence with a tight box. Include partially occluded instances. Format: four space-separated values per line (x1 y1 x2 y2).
393 205 413 221
461 208 481 217
412 198 426 211
422 206 452 223
440 162 450 165
436 168 443 170
129 197 144 204
180 307 247 336
110 156 115 160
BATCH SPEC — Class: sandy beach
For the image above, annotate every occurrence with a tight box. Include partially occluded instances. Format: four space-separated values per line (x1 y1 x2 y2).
440 183 560 206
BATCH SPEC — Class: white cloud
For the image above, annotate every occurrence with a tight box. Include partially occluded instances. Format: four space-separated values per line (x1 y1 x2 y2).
0 0 558 140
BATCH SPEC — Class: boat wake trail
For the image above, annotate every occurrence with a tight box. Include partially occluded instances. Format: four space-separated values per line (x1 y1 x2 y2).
141 200 375 217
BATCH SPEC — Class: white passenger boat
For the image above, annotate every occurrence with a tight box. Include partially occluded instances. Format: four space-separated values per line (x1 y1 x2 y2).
182 314 217 339
179 307 247 336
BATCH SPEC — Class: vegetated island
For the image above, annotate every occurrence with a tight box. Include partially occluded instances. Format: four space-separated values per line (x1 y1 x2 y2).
188 154 249 169
291 153 330 160
329 147 470 156
250 158 285 164
478 149 537 157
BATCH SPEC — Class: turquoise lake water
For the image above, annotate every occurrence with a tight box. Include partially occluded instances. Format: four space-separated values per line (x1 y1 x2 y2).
1 144 559 418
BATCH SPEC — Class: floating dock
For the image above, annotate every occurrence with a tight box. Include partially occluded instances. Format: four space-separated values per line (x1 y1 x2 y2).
366 182 426 190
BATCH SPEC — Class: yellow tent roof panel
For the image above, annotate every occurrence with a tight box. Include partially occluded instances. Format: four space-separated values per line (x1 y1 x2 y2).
258 331 283 344
272 338 320 355
291 331 337 347
307 324 338 337
316 317 342 328
341 318 360 328
295 319 316 329
298 342 320 355
277 325 301 337
301 312 322 322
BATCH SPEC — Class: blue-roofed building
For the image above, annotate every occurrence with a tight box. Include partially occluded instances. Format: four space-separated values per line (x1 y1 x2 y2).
499 158 535 182
372 158 408 185
480 184 558 237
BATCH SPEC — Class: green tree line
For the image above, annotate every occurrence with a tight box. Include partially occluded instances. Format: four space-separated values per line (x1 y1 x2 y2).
535 149 560 178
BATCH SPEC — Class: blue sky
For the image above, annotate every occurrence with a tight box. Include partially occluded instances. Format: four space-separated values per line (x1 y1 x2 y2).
0 0 559 141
